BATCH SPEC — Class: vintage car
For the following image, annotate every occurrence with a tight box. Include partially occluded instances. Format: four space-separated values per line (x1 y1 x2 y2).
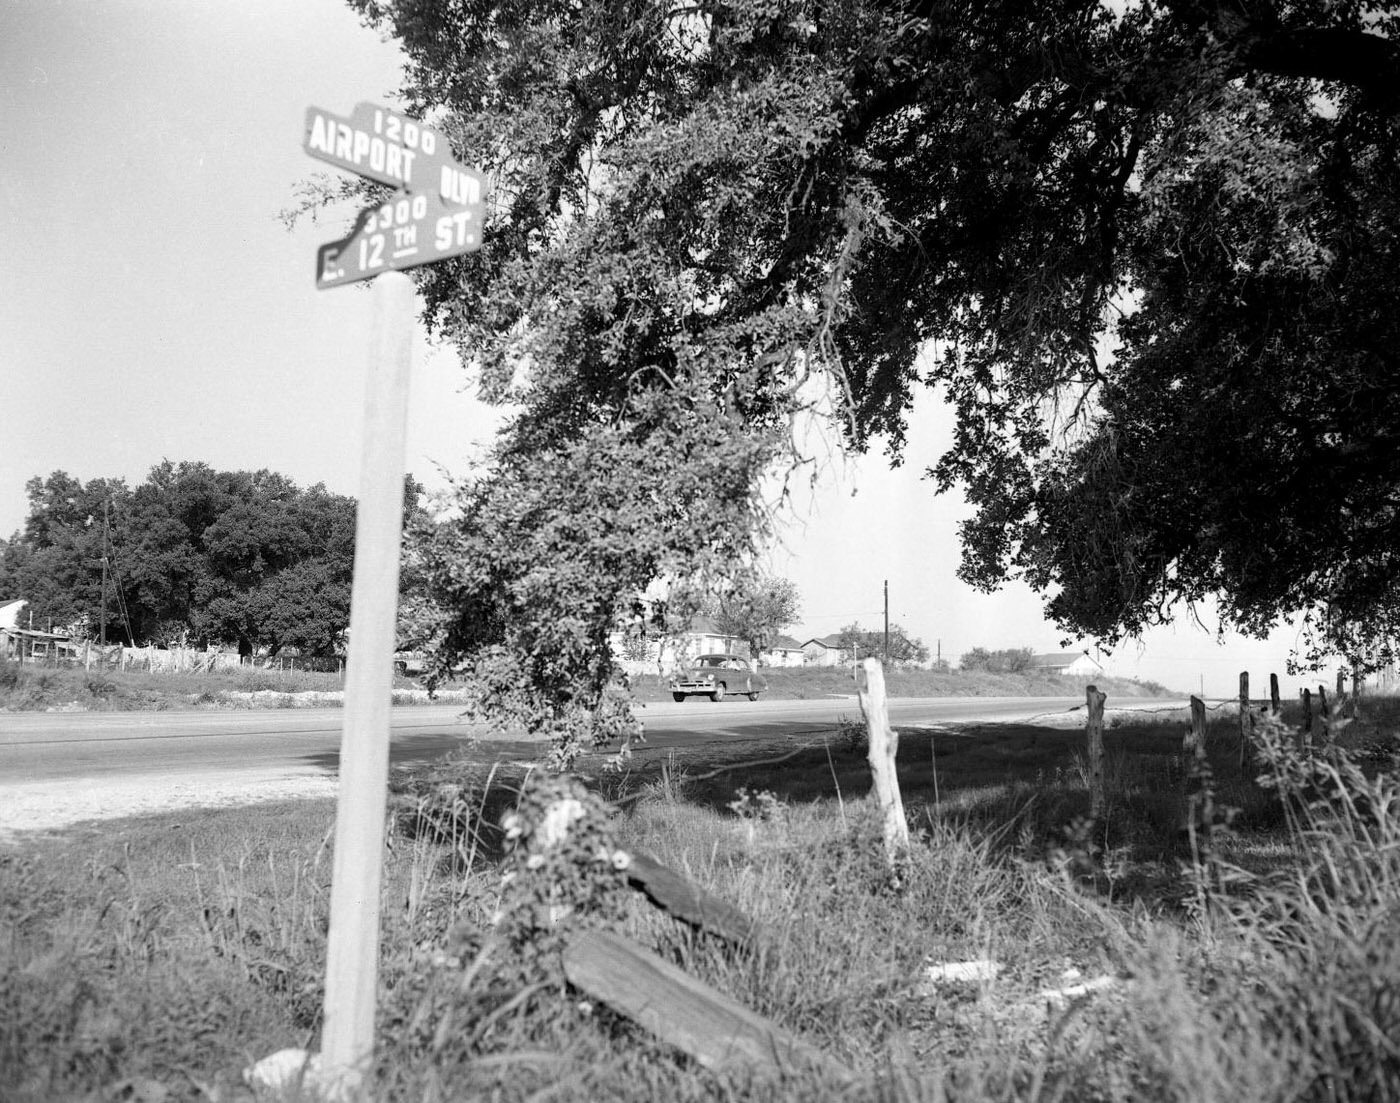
669 653 767 702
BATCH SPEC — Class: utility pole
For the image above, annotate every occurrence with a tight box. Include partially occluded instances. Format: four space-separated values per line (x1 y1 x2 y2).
883 579 889 667
100 499 109 648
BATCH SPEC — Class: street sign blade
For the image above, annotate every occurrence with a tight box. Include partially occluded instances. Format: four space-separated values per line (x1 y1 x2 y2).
304 102 487 209
304 102 444 194
316 191 484 289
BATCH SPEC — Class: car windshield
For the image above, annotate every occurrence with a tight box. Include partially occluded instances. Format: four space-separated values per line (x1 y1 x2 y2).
696 657 726 668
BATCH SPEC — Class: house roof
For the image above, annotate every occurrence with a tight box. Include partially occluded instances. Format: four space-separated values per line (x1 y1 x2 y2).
1035 651 1100 668
769 634 804 651
803 635 845 649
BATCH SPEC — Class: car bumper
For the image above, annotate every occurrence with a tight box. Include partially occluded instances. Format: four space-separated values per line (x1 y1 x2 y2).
670 681 719 693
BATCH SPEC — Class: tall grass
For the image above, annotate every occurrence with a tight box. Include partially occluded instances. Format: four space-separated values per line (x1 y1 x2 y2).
2 704 1398 1100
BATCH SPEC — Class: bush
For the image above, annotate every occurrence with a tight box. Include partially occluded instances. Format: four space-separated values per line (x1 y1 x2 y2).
959 646 1036 674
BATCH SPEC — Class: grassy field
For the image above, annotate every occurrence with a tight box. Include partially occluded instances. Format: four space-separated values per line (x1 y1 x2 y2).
4 699 1398 1101
0 658 1170 713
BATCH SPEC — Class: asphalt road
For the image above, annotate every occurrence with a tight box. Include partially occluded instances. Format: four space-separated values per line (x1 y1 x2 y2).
0 695 1164 787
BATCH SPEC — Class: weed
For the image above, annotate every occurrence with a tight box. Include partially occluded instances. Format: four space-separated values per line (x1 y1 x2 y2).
836 714 869 754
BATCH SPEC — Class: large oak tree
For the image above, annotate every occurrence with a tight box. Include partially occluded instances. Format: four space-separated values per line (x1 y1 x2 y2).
0 463 358 656
350 0 1400 755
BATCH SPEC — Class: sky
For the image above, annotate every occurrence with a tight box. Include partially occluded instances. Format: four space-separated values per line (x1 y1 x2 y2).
0 0 1319 699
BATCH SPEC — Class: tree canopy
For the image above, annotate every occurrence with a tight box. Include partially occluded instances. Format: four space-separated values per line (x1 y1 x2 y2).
352 0 1400 756
959 647 1036 675
838 621 931 667
0 463 364 656
708 573 801 661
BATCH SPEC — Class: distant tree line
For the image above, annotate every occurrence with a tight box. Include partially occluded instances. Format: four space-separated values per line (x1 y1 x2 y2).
959 647 1036 674
0 463 422 657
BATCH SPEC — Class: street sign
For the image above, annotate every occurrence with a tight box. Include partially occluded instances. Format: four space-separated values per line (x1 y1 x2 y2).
315 189 484 288
306 101 488 288
304 102 487 208
301 99 491 1093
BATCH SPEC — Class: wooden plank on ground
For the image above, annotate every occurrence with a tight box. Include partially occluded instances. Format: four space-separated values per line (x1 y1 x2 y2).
562 929 850 1083
625 849 756 944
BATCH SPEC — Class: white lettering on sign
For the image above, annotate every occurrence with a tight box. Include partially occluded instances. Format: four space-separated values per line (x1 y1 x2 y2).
373 194 429 232
306 111 419 189
373 109 437 157
316 191 485 288
439 166 482 206
435 208 479 251
359 234 386 272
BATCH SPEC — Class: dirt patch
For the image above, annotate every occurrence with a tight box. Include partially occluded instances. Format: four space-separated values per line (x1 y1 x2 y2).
0 770 340 846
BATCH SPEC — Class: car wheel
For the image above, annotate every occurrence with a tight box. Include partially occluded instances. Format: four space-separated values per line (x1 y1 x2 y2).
710 682 725 702
747 692 760 702
672 692 685 702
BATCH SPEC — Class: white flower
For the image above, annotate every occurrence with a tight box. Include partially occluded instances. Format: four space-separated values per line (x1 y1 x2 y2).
243 1049 324 1095
611 850 632 871
501 811 522 840
526 853 545 870
537 798 587 848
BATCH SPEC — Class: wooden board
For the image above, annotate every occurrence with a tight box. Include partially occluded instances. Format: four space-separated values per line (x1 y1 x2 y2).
562 929 850 1083
625 849 756 944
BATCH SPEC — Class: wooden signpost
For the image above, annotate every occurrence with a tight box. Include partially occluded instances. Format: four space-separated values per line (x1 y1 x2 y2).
304 102 486 1097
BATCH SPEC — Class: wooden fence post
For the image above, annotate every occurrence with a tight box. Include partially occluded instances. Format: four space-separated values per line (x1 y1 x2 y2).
1238 672 1252 771
1270 673 1280 716
1086 685 1106 819
858 658 909 867
1185 695 1207 762
1301 687 1313 753
1318 684 1332 746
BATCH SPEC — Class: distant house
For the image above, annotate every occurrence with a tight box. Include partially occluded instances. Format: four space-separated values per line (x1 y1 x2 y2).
1035 651 1103 677
684 616 744 657
801 635 849 667
760 634 806 668
0 599 76 662
612 615 747 675
0 600 25 631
